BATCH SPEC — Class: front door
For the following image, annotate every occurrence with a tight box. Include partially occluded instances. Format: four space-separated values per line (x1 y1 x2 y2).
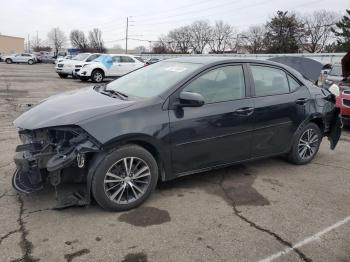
248 64 310 157
109 56 124 76
169 64 254 174
119 56 138 75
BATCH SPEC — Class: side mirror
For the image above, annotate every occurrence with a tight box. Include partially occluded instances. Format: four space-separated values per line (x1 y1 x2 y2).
176 92 205 108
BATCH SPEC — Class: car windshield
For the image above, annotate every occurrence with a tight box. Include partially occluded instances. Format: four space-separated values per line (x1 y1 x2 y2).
72 53 90 61
106 61 201 98
329 65 342 76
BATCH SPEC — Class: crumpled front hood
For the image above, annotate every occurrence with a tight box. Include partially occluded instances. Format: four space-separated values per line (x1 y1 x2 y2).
14 87 135 130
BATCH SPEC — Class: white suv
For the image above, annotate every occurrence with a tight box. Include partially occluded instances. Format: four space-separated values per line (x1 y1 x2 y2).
55 53 101 79
77 54 145 82
2 53 37 65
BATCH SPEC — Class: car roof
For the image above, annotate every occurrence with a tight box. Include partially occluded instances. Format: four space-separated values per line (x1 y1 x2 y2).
163 56 307 81
165 56 287 66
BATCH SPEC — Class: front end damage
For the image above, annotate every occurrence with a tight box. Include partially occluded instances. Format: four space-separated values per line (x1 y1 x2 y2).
13 126 100 207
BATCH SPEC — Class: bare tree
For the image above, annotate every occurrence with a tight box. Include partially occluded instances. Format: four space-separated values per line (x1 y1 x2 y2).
168 26 192 53
158 35 177 53
47 27 67 55
299 10 338 53
134 45 147 53
208 21 234 53
242 25 266 53
88 28 105 53
30 35 43 51
190 20 212 54
70 30 89 51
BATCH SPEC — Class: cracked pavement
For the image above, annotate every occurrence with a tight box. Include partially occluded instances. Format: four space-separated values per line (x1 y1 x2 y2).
0 63 350 262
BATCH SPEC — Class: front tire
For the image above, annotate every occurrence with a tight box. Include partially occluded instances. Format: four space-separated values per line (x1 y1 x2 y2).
6 58 12 64
28 59 34 65
288 123 322 165
79 76 89 82
92 145 158 211
91 69 104 83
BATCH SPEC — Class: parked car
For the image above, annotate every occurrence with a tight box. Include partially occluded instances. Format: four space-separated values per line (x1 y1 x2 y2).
2 53 37 65
12 58 341 211
329 78 350 127
145 58 161 65
55 55 74 65
323 63 343 89
77 54 145 82
55 53 101 78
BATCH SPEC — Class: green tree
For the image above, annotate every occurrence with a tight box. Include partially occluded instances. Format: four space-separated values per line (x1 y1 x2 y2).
265 11 303 53
332 9 350 51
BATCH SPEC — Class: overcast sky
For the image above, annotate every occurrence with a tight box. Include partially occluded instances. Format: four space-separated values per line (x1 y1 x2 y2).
0 0 349 49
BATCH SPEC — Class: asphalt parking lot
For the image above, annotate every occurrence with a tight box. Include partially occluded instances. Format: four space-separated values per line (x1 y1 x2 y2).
0 62 350 262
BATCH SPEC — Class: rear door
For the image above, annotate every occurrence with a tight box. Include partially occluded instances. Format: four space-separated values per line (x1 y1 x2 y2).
248 64 310 157
169 64 254 174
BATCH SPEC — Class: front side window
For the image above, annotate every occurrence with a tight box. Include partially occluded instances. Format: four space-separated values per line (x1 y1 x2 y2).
183 65 246 103
251 66 289 97
112 56 121 63
120 56 135 63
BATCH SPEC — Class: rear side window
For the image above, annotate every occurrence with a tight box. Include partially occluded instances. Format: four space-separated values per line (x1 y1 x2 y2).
120 56 135 63
251 66 289 96
183 65 246 103
287 75 301 92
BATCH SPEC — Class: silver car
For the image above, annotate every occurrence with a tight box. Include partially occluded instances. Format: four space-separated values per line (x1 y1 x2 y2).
2 53 37 65
323 63 343 88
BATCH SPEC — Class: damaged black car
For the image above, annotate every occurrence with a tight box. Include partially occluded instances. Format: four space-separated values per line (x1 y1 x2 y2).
13 57 342 211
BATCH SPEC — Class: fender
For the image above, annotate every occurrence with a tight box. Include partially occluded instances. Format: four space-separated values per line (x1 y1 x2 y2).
103 133 172 180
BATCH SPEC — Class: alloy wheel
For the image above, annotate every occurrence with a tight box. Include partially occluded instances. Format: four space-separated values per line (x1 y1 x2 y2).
93 72 103 82
298 128 319 160
103 157 151 204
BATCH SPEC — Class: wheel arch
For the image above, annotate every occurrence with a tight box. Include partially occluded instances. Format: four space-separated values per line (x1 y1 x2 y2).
103 134 170 182
85 134 170 204
288 114 325 152
92 67 105 77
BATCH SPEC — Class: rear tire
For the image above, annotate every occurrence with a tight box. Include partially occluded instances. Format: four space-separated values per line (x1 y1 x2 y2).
92 145 158 211
58 73 68 79
91 69 104 83
6 58 12 64
288 123 322 165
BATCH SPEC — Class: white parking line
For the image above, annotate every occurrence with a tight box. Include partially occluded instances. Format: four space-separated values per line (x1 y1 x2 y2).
259 215 350 262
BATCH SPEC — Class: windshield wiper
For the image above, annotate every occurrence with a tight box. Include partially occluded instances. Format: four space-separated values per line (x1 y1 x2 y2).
97 85 128 100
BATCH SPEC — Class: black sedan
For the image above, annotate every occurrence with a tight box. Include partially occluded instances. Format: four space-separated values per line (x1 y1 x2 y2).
13 57 341 211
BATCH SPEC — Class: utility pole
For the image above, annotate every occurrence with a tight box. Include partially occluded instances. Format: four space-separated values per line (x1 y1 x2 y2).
125 16 135 54
28 34 30 52
125 17 129 54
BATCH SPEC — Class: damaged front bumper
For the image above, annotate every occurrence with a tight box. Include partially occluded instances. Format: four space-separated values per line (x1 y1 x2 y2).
13 126 100 194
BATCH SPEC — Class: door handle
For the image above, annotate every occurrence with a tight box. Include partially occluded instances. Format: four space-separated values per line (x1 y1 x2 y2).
295 98 308 105
234 107 254 116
